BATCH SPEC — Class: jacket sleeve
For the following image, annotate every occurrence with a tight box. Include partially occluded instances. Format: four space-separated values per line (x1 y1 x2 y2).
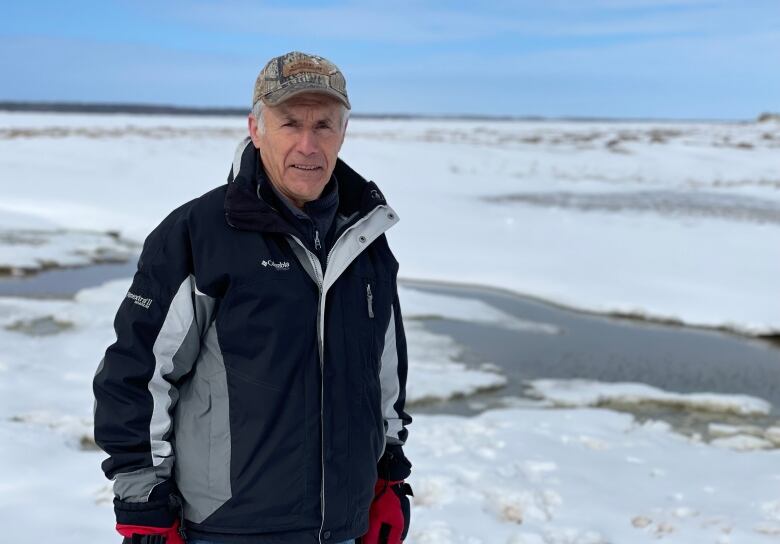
377 274 413 481
93 207 206 526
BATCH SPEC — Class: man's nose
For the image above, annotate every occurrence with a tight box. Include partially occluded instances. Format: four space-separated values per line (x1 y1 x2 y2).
296 129 318 155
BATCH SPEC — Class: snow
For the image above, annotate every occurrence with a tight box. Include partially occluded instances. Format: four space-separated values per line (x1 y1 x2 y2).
0 279 508 414
707 423 780 451
1 112 779 542
0 276 510 541
0 229 137 274
343 120 780 336
526 379 772 417
404 319 507 403
1 275 778 542
407 408 780 543
0 112 778 333
709 435 775 452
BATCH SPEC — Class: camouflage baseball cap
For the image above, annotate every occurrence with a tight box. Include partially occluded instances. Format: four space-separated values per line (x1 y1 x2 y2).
252 51 350 110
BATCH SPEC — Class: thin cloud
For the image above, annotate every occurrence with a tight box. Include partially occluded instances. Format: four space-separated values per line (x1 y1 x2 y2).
135 0 779 46
133 0 756 44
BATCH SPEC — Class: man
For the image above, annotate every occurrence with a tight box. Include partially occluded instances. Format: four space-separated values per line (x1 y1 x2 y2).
93 51 413 544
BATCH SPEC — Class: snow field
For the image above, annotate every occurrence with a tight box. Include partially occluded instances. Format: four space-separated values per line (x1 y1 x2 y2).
408 408 780 543
1 278 778 542
1 113 779 542
0 113 778 333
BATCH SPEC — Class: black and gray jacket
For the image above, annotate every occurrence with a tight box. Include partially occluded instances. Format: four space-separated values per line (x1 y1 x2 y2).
93 138 412 543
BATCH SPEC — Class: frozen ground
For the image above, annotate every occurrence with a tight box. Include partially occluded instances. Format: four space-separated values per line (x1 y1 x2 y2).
0 280 511 417
1 113 779 542
0 280 780 544
526 379 772 417
409 408 780 544
0 112 778 333
1 277 778 542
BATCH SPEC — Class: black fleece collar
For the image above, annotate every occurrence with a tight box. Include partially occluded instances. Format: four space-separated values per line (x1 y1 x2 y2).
224 139 388 234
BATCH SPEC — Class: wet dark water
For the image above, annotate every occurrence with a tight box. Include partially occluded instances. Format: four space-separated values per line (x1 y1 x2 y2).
403 280 780 422
0 260 137 298
2 261 779 430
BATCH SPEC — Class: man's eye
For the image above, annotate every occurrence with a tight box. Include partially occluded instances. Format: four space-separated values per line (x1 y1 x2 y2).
282 121 297 128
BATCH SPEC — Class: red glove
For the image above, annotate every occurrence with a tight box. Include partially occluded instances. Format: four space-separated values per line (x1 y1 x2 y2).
362 479 413 544
116 520 185 544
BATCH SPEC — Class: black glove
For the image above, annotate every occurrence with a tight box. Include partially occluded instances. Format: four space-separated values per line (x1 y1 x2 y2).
122 535 167 544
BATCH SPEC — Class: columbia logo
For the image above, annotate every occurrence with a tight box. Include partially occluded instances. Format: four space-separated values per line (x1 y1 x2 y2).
261 259 291 271
126 291 152 309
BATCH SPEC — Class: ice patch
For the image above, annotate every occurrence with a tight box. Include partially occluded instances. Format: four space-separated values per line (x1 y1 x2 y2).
5 315 74 335
765 427 780 444
405 320 507 404
526 379 772 416
708 422 765 438
0 228 137 274
400 285 560 335
710 435 774 452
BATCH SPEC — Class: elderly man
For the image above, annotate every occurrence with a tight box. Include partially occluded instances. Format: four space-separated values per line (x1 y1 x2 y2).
93 51 413 544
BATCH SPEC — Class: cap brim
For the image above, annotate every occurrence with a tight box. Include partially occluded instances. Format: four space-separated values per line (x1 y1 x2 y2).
261 85 351 110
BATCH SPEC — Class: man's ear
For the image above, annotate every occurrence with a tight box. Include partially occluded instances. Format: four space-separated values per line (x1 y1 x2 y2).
339 117 349 147
248 113 261 148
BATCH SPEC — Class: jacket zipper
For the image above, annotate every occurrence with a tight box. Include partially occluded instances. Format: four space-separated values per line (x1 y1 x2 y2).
287 205 395 544
287 234 326 544
314 229 321 251
366 283 374 318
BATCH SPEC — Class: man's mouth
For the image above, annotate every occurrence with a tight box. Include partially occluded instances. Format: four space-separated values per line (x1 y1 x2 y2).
291 164 321 171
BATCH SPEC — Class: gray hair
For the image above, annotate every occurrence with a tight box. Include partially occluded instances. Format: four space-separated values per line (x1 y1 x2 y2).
251 100 349 136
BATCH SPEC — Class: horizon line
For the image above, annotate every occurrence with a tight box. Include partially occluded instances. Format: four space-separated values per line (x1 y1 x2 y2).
0 100 774 124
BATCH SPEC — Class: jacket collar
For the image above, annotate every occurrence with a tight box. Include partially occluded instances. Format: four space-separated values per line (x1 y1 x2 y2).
224 137 389 233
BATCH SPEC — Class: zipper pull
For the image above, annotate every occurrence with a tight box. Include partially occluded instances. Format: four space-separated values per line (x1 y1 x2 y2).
169 494 188 541
314 229 321 250
366 283 374 318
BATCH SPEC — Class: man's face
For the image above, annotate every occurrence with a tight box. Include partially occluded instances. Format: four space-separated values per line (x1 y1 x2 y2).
249 94 347 208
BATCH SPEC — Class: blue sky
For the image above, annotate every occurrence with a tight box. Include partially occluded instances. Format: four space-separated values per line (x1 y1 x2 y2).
1 0 778 119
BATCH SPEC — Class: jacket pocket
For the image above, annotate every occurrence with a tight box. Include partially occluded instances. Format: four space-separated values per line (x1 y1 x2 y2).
358 277 392 460
174 372 232 523
225 364 308 524
359 277 392 373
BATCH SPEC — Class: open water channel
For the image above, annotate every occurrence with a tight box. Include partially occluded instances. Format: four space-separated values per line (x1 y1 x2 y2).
2 259 778 440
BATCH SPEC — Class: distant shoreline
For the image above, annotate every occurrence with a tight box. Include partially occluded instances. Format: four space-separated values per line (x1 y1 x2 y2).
0 100 757 124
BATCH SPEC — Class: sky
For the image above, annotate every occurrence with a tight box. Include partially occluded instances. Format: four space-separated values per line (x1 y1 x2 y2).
1 0 779 119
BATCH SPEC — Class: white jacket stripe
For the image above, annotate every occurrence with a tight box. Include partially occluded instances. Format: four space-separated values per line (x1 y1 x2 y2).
149 275 196 466
379 306 404 444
